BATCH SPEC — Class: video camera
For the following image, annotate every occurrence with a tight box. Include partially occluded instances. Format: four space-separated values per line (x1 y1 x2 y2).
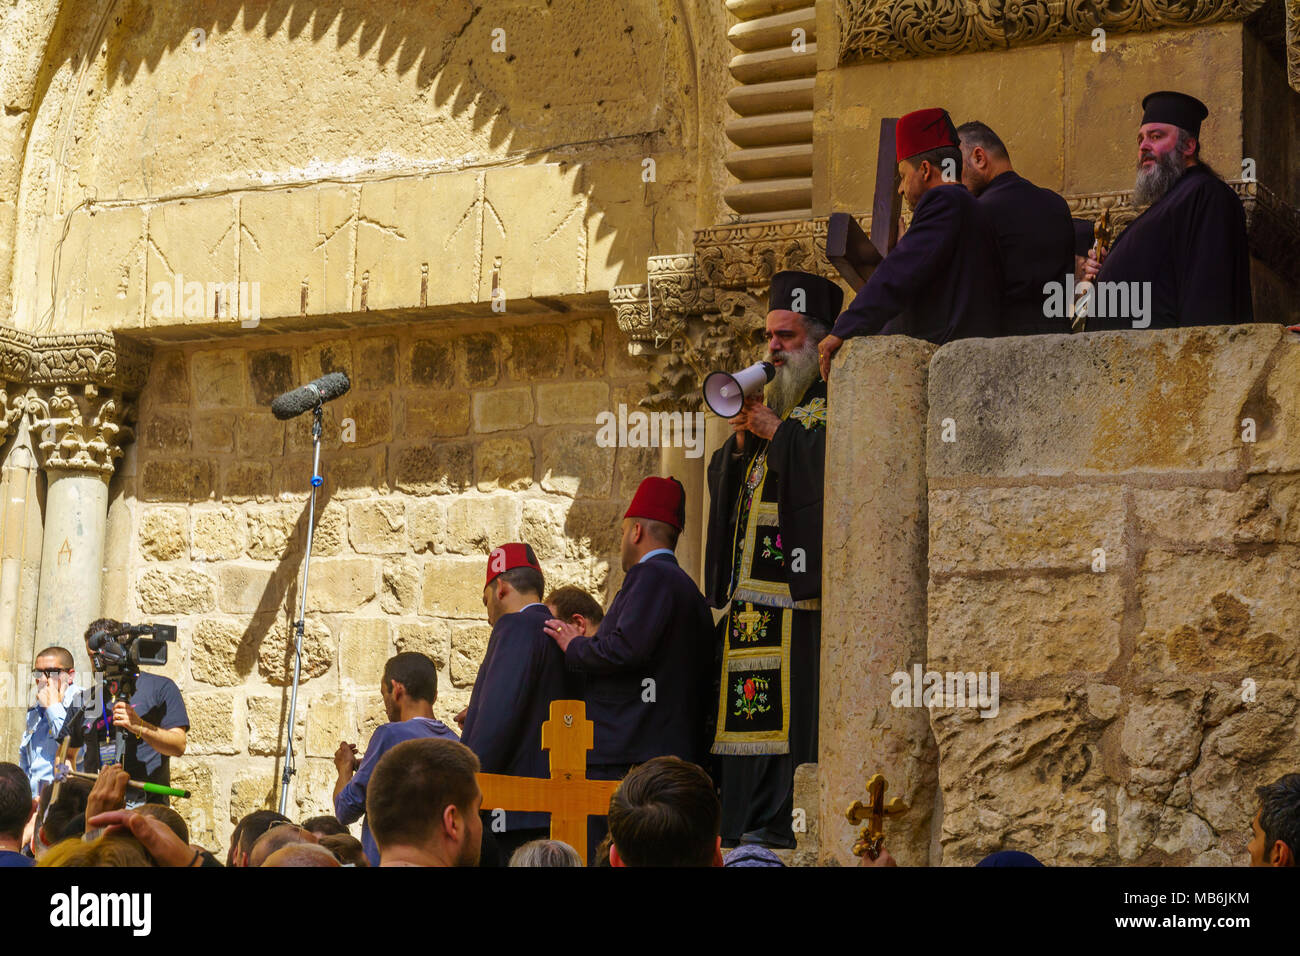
88 622 177 703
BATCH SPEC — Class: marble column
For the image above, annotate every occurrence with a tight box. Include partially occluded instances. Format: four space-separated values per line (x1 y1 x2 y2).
29 385 132 677
0 392 38 758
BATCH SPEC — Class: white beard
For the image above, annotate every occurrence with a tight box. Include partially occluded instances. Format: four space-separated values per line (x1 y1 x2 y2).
765 340 820 417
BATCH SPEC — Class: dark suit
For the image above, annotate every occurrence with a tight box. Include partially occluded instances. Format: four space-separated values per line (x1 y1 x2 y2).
831 184 1003 344
565 552 714 768
976 170 1076 335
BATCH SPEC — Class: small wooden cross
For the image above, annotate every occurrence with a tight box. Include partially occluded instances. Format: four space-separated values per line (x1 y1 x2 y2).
845 772 908 859
477 700 621 862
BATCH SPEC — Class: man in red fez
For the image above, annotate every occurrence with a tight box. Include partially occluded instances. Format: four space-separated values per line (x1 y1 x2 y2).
819 106 1003 378
1083 91 1252 329
461 543 577 858
702 270 837 849
543 477 713 810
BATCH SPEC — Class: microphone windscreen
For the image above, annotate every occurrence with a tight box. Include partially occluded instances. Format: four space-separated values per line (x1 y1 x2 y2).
270 372 352 420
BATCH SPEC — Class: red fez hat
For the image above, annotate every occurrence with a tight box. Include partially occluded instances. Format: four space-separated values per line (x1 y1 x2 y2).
896 108 958 162
485 542 542 587
625 476 686 532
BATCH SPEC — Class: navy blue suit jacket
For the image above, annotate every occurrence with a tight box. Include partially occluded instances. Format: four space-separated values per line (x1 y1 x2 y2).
565 553 714 766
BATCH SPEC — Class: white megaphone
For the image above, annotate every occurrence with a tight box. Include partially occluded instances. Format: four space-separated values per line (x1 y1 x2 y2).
703 361 775 417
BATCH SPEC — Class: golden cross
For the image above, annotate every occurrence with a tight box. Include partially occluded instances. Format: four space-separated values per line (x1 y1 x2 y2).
845 772 908 859
477 700 620 862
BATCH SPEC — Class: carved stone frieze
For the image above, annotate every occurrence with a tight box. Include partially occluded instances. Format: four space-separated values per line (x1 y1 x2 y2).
24 384 135 476
1289 0 1300 90
837 0 1271 63
0 328 151 391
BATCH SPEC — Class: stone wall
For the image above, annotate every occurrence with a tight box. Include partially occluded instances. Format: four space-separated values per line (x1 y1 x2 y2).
104 310 653 849
822 324 1300 866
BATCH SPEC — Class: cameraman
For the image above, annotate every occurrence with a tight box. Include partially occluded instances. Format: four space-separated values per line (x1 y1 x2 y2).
69 618 189 805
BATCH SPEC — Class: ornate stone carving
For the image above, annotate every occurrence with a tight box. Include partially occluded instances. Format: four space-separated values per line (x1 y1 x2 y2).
0 328 151 391
24 384 135 476
1288 0 1300 91
837 0 1271 63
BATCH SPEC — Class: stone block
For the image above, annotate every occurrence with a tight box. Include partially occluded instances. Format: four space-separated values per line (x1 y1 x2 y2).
394 619 451 670
381 557 422 614
230 768 279 823
394 442 473 495
444 496 521 555
420 557 489 619
139 507 188 560
458 334 500 388
193 411 235 453
540 429 613 498
449 621 492 687
355 336 399 389
504 325 567 381
185 692 241 755
240 185 356 318
929 573 1124 680
408 337 457 389
472 387 534 433
150 352 190 405
292 759 340 821
614 444 660 501
355 174 479 311
138 567 216 614
1248 337 1300 473
222 460 272 502
309 501 347 556
145 198 238 329
168 761 217 849
520 498 567 561
192 507 247 561
480 164 586 300
339 617 392 687
140 458 213 501
56 205 146 332
236 411 286 459
403 391 470 437
248 348 296 406
217 563 288 615
141 411 191 452
563 500 623 560
257 616 334 686
191 350 247 407
305 692 360 758
569 318 605 379
1132 485 1279 545
320 450 387 498
347 499 407 554
433 689 472 729
302 338 354 383
303 558 378 613
246 694 304 756
535 381 610 426
1134 549 1300 678
929 485 1126 574
475 436 534 491
245 504 299 560
407 500 445 554
191 618 258 687
928 325 1283 479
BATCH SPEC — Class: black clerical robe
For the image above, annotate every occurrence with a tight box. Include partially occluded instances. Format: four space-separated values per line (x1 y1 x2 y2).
831 184 1003 344
704 379 826 848
462 603 576 831
565 552 713 768
1092 164 1253 329
977 171 1076 335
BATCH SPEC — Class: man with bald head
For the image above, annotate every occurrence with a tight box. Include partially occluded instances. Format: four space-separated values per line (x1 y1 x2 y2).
250 821 318 867
263 843 341 868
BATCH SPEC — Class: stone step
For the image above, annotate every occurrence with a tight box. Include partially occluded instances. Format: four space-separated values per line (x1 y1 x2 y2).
725 0 812 20
725 109 814 148
726 77 815 116
727 7 817 53
724 143 814 180
728 44 818 85
722 177 813 215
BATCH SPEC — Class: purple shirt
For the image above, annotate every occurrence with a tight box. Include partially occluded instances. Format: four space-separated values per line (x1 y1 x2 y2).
334 716 459 866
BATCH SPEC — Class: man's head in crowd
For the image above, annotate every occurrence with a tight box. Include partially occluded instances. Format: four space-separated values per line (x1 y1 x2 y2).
38 834 152 867
0 763 34 850
764 272 840 417
301 815 350 838
251 821 318 867
233 809 291 867
34 777 92 856
482 543 545 626
264 843 341 867
135 804 188 844
545 586 604 637
366 738 482 867
319 832 368 866
380 652 439 723
607 756 723 867
1249 773 1300 867
620 477 685 572
1133 91 1208 206
956 121 1011 196
32 645 75 708
509 839 583 867
895 108 961 210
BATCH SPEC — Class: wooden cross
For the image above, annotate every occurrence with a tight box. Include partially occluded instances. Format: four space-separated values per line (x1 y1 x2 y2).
477 700 620 862
845 772 908 859
826 118 900 291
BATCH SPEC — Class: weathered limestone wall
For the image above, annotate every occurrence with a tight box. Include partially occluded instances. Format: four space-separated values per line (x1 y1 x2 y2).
106 311 653 849
927 324 1300 865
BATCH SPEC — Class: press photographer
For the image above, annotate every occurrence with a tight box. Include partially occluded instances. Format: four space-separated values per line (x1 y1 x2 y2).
68 618 189 806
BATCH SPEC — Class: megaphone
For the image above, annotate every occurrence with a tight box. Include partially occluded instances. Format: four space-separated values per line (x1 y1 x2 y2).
704 361 775 417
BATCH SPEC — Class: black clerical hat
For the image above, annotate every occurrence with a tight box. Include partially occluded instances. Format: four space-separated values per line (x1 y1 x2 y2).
768 270 844 326
1072 218 1095 257
1141 91 1209 138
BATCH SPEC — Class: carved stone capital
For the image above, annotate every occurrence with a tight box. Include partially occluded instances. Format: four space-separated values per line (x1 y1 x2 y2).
0 328 151 391
837 0 1270 64
24 384 135 476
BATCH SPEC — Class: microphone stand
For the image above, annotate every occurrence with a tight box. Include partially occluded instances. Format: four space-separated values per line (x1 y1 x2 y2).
279 404 324 814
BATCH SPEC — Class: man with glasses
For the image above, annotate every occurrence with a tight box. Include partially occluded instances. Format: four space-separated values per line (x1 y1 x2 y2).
19 647 81 798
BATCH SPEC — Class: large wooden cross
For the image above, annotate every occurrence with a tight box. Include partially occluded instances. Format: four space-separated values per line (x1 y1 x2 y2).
826 117 900 290
477 700 620 862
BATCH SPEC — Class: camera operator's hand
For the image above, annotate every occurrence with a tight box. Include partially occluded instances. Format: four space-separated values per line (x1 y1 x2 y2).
85 764 130 820
87 810 204 867
334 741 359 776
112 700 142 735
